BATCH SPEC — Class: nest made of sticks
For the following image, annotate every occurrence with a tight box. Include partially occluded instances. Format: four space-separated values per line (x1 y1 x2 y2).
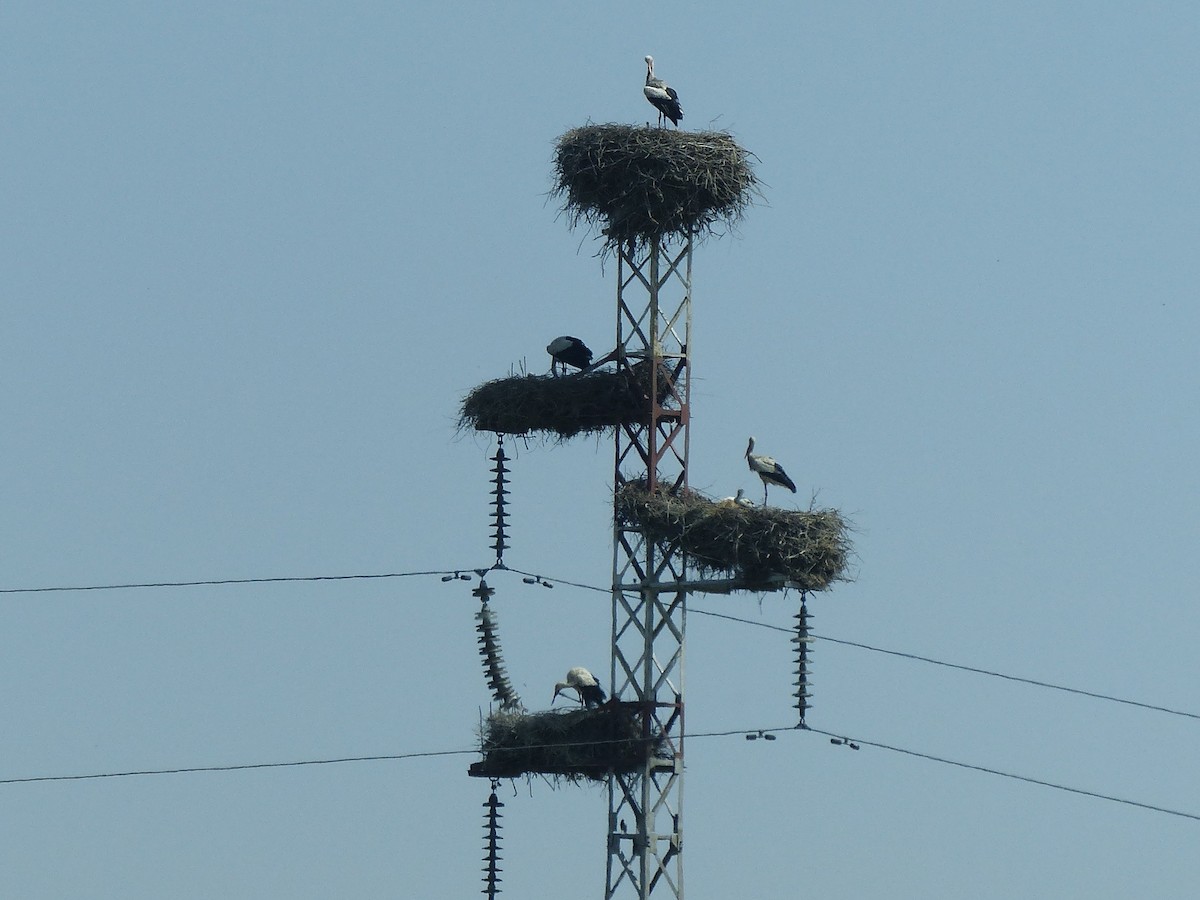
459 362 675 439
469 705 665 785
615 483 852 592
553 124 758 252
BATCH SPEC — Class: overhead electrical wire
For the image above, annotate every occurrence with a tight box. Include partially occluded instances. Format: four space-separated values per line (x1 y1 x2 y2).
688 607 1200 721
507 569 1200 722
0 569 459 595
3 726 1197 823
797 725 1200 823
4 566 1195 820
0 748 477 784
810 632 1200 720
4 564 1196 722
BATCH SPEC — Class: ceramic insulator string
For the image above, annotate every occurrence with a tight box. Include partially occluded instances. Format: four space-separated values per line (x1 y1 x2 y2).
474 581 522 710
792 597 813 725
481 780 504 898
489 437 511 565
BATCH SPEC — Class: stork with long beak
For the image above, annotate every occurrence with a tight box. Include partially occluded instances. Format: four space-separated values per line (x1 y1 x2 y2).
745 436 797 505
643 55 683 127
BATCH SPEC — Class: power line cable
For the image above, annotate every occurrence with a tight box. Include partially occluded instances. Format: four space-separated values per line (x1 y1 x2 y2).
0 569 463 595
6 564 1195 721
798 725 1200 823
505 566 609 594
690 607 1200 721
0 748 476 784
5 725 1197 823
810 632 1200 721
500 570 1198 719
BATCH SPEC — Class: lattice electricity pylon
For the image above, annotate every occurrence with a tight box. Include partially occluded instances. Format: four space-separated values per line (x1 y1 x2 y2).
792 596 813 726
490 436 511 566
481 779 504 898
606 236 692 900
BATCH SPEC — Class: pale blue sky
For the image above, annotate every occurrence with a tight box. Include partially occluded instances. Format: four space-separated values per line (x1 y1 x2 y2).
3 2 1198 897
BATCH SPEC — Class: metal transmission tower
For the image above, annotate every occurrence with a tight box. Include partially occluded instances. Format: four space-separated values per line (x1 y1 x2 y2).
464 120 853 900
606 236 692 900
543 121 757 900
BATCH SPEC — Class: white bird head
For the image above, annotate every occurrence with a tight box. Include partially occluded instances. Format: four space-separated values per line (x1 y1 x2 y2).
645 55 654 71
551 681 570 704
746 436 756 456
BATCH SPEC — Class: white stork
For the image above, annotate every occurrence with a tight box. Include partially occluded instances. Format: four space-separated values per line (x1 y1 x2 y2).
717 488 756 509
546 336 593 375
746 436 797 505
643 56 683 127
552 666 607 709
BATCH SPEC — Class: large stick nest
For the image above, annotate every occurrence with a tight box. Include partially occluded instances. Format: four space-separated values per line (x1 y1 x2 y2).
553 124 758 252
615 483 852 592
469 705 666 785
459 362 675 439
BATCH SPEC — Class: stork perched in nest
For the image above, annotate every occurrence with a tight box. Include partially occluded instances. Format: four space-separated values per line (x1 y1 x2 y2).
546 336 593 375
552 666 607 709
643 55 683 127
718 488 756 509
746 436 797 505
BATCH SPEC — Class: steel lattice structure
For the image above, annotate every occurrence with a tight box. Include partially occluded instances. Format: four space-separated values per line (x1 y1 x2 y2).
606 237 692 900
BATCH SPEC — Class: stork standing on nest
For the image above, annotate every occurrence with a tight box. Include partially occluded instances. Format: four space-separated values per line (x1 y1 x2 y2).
746 436 797 505
546 336 593 375
552 666 607 708
643 55 683 127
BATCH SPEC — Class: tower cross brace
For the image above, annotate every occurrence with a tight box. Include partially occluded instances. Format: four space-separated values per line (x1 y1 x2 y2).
606 236 692 900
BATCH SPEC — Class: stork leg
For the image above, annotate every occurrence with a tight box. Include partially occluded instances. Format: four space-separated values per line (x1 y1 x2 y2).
763 482 769 506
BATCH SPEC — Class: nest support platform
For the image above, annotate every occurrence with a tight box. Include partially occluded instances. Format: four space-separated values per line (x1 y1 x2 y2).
553 123 758 252
460 362 675 439
470 703 667 785
615 482 852 592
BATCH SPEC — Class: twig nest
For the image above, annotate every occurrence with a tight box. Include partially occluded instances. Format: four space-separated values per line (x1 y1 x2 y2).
460 364 674 439
469 705 666 785
553 124 758 252
615 483 852 592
